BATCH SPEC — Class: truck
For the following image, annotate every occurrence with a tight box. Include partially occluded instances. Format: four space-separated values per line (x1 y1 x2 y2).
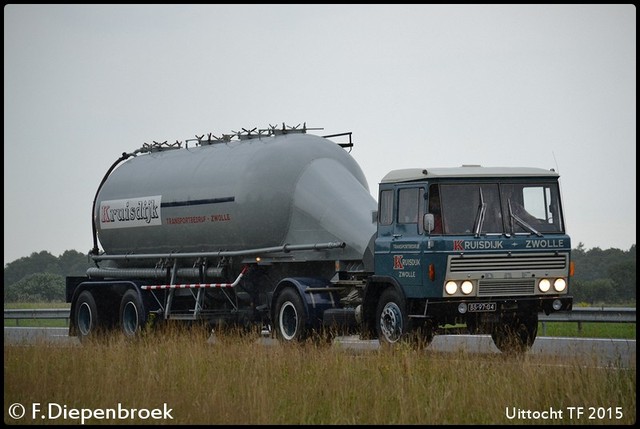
66 123 573 353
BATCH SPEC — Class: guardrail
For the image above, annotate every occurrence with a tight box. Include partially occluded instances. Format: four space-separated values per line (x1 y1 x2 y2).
539 307 636 323
538 307 636 335
4 308 70 326
3 307 636 329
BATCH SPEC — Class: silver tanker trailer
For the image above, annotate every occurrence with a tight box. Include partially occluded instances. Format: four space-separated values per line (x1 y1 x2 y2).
66 123 573 353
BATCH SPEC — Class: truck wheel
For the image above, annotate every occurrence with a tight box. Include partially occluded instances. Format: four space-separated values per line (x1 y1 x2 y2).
274 288 307 343
491 312 538 354
376 288 410 346
119 289 147 338
75 290 99 342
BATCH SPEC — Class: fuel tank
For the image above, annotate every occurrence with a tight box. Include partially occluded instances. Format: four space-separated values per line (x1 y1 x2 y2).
94 130 377 265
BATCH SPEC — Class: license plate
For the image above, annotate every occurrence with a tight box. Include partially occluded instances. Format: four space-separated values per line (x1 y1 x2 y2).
467 302 496 312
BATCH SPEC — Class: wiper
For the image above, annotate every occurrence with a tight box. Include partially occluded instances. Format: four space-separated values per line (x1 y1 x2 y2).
508 199 542 237
473 188 487 238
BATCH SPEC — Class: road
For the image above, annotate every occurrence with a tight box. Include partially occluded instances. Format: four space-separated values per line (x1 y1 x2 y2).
4 327 636 369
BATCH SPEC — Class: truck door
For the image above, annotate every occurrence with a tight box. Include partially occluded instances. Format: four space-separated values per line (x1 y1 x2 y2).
374 187 394 271
390 186 425 295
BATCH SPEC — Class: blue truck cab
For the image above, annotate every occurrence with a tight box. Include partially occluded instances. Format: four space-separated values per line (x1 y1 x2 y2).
362 165 573 352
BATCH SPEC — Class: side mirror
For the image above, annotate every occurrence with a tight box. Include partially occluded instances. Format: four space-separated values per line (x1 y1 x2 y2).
423 213 434 234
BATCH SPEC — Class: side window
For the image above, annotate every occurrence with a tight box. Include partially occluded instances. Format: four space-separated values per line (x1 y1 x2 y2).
428 184 443 234
378 189 393 226
418 187 425 234
398 188 419 224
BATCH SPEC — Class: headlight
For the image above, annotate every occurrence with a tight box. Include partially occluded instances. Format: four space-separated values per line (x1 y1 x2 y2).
461 280 473 295
553 278 567 292
445 281 458 295
538 278 551 292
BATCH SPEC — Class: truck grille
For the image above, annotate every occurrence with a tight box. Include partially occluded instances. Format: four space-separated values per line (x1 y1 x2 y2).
477 279 535 296
449 253 567 272
448 252 568 297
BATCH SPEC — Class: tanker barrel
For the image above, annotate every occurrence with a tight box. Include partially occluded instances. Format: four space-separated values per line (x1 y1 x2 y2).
94 131 376 267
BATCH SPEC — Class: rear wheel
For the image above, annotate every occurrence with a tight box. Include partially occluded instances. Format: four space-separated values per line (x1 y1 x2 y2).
75 290 99 342
274 287 307 343
119 289 147 338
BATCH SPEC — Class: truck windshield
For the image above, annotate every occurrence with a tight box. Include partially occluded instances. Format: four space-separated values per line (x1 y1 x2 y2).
434 182 564 236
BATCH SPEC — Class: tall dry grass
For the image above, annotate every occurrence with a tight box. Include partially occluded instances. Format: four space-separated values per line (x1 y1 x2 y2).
4 324 636 425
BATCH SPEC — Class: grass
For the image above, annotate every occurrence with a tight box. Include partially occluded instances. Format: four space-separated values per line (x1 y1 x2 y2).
4 325 636 425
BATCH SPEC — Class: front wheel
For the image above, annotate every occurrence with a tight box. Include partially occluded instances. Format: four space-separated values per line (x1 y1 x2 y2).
376 288 407 345
274 287 307 343
376 288 433 347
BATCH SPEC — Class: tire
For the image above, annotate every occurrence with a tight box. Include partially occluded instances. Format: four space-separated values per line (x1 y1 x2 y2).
274 287 307 343
491 312 538 354
119 289 147 338
376 288 414 347
75 290 99 342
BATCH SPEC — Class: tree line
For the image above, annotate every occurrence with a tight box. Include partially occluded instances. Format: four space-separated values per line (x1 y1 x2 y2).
3 244 636 305
570 243 635 305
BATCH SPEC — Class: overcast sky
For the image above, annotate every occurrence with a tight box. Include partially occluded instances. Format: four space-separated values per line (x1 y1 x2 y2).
4 4 636 266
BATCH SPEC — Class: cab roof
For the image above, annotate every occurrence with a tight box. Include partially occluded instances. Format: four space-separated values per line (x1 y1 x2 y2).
380 166 559 183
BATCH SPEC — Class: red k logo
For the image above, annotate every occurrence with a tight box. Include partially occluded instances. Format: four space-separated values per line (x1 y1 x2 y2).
101 205 110 223
454 240 464 251
393 255 404 270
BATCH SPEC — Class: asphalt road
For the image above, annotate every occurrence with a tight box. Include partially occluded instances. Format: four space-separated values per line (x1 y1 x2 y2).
4 327 636 369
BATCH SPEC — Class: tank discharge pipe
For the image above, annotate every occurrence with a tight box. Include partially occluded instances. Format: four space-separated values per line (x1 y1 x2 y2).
141 266 248 290
89 241 346 262
86 267 224 280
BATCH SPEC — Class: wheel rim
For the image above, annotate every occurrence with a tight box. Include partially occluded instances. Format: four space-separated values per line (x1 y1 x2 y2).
77 302 93 337
122 301 139 336
279 301 298 340
379 302 403 343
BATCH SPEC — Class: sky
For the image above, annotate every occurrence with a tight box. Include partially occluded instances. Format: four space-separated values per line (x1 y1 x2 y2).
4 4 636 266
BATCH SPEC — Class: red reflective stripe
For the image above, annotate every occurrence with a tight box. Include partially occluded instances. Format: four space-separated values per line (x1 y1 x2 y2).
141 265 248 290
142 283 235 290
